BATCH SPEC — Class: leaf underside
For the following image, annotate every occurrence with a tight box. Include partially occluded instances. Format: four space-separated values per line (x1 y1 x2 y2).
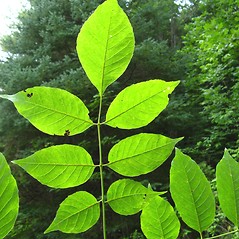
108 133 182 177
170 149 215 233
77 0 135 96
105 80 180 129
141 196 180 239
13 144 95 189
45 191 100 234
216 149 239 227
0 153 19 239
0 87 93 136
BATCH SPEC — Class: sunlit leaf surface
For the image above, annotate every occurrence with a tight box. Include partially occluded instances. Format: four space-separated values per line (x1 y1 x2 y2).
13 144 95 189
106 80 179 129
0 87 93 136
216 149 239 227
170 149 215 233
0 153 19 238
77 0 134 95
45 191 100 234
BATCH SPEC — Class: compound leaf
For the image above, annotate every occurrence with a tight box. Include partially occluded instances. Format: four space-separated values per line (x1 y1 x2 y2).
0 87 93 136
216 149 239 227
141 196 180 239
107 179 163 216
105 80 179 129
0 153 19 238
170 149 215 233
13 144 95 189
77 0 134 96
108 133 182 177
45 191 100 234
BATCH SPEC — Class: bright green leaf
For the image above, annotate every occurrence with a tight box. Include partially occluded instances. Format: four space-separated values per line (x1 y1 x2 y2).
0 153 19 238
76 0 134 96
13 144 95 189
170 149 215 233
216 149 239 227
45 191 100 234
141 196 180 239
108 133 182 177
105 80 179 129
0 87 93 136
107 179 164 216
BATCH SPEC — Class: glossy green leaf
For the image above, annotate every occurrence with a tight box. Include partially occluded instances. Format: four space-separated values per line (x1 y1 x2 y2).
170 149 215 233
76 0 134 96
216 149 239 227
13 144 95 189
105 80 179 129
0 153 19 238
107 179 163 215
108 133 182 177
0 87 93 136
45 191 100 234
141 196 180 239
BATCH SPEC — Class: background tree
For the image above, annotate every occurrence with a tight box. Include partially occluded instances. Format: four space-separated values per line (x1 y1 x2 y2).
181 0 239 163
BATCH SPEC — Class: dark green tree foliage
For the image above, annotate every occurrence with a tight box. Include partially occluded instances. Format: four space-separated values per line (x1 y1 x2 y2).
181 0 239 162
0 0 183 238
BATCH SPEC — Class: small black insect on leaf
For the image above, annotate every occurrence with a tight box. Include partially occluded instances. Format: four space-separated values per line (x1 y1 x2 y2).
23 89 27 92
64 129 70 136
27 93 33 98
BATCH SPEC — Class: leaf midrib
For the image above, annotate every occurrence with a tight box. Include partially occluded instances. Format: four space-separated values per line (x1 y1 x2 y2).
17 162 95 167
106 192 158 204
99 4 113 96
184 162 203 232
108 140 177 166
18 99 93 125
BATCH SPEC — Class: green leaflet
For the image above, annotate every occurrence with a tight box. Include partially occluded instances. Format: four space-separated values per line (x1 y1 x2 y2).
76 0 134 96
141 196 180 239
0 153 19 238
0 87 93 136
107 179 164 216
13 144 95 189
45 191 100 234
216 149 239 227
108 133 182 177
170 149 215 234
105 80 179 129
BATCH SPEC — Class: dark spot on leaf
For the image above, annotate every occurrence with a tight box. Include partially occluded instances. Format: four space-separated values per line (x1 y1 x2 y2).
27 93 33 98
23 90 26 92
64 129 70 136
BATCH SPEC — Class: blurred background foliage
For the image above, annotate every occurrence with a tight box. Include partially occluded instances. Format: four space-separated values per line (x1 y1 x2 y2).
0 0 238 238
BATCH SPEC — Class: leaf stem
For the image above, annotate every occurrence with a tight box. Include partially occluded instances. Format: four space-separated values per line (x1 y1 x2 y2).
97 95 107 239
205 229 239 239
